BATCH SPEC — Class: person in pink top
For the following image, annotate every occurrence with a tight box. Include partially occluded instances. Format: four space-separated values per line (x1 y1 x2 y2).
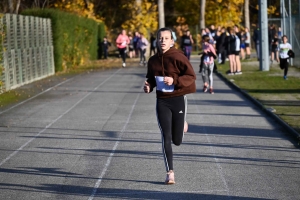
116 30 130 67
201 35 217 94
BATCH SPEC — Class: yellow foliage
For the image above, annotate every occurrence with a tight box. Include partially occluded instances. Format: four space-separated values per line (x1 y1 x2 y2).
121 1 158 37
53 0 103 23
205 0 244 27
255 4 278 15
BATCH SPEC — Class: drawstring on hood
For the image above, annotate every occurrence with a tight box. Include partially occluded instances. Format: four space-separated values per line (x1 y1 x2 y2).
146 47 196 98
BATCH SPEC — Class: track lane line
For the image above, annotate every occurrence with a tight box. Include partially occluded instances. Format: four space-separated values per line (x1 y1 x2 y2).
88 86 142 200
0 69 122 167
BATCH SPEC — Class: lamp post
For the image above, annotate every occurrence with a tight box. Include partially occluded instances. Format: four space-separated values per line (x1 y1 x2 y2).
259 0 269 71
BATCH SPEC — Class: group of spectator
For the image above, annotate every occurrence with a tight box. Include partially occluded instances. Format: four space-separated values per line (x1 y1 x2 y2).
194 25 247 94
252 23 283 63
102 23 291 80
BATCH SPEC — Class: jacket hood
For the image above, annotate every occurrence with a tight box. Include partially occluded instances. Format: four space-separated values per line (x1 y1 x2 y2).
158 47 184 57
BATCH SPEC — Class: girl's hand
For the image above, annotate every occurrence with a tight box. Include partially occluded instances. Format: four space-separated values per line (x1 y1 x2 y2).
144 81 150 93
164 77 174 86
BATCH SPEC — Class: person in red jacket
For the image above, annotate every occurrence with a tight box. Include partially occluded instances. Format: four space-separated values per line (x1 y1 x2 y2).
144 27 196 184
116 30 130 67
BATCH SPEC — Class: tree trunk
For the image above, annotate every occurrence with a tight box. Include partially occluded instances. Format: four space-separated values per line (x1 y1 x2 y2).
42 0 50 9
244 0 251 48
199 0 206 29
15 0 21 14
244 0 250 30
158 0 165 28
8 0 14 13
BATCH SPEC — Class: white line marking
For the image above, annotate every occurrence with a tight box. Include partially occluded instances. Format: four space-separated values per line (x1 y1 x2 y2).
88 90 141 200
0 76 75 115
192 94 231 199
96 189 228 195
0 69 121 167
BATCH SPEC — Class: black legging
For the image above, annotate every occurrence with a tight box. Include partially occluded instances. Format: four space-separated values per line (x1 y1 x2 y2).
118 48 126 63
156 95 187 172
280 58 289 76
139 48 146 63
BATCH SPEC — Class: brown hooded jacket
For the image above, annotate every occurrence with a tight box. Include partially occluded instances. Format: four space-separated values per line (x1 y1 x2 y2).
146 47 196 98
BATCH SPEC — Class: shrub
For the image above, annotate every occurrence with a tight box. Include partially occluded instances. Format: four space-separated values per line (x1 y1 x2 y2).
21 8 105 72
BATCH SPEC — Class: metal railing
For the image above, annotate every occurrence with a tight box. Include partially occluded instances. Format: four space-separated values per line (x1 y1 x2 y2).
0 13 55 93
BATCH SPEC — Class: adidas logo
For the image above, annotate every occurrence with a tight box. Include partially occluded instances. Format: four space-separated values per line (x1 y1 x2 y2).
179 110 183 113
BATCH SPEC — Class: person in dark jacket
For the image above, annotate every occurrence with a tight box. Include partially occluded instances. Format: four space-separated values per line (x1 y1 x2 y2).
226 27 237 75
216 27 226 64
144 27 196 185
253 25 260 60
101 36 111 59
180 30 194 60
269 23 277 52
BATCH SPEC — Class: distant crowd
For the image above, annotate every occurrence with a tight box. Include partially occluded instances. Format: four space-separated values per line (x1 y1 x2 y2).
101 23 292 80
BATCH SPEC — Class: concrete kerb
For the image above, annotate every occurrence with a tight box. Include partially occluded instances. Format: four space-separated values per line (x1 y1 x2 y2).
214 71 300 144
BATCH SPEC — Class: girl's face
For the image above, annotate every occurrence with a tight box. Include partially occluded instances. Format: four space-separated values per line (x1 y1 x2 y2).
158 30 174 53
283 37 288 43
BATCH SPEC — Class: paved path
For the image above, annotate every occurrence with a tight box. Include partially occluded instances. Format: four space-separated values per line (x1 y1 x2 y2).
0 58 300 200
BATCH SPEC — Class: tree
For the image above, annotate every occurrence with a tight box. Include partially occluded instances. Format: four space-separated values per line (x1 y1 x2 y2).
92 0 131 33
200 0 206 29
244 0 250 29
205 0 244 27
158 0 165 28
7 0 21 13
122 0 158 36
53 0 102 22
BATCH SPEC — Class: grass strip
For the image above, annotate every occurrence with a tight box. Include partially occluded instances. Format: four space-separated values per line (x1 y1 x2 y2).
216 59 300 134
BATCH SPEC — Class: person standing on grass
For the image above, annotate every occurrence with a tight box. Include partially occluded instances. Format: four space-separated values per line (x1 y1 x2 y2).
252 25 260 61
201 34 217 94
240 29 246 60
116 30 130 68
235 29 242 75
270 34 279 64
244 27 251 59
226 27 237 75
279 35 292 80
216 27 226 64
144 27 196 185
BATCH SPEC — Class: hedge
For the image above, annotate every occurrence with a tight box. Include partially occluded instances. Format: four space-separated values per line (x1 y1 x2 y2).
21 8 105 72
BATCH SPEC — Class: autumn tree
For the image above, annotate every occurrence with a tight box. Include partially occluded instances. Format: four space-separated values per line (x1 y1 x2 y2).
121 0 158 37
53 0 102 22
200 0 206 29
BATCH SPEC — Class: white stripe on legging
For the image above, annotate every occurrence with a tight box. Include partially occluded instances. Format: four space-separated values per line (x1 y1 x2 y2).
156 98 169 172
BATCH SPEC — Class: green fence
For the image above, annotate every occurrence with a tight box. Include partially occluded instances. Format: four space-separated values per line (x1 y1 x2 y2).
0 13 55 93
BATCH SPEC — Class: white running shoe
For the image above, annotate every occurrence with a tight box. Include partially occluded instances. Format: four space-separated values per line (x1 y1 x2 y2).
122 63 126 68
165 170 175 184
